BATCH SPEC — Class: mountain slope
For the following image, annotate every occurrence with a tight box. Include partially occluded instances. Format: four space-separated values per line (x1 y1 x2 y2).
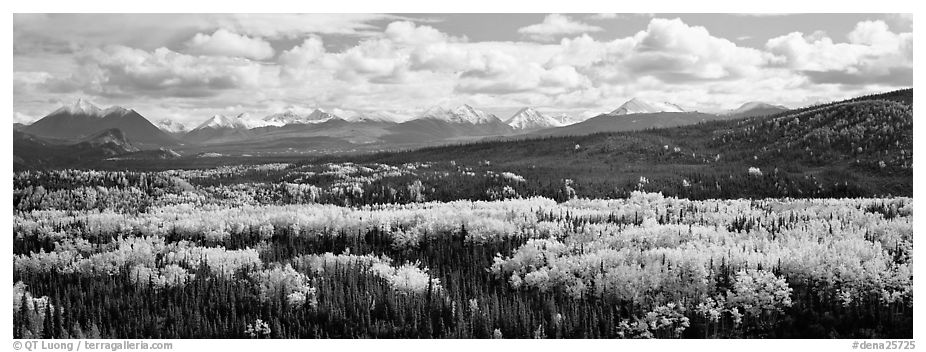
23 100 177 147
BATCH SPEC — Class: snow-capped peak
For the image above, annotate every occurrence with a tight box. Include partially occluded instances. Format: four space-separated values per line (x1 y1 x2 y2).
506 107 564 130
610 98 685 115
48 99 141 119
193 114 251 130
421 104 500 124
53 98 103 117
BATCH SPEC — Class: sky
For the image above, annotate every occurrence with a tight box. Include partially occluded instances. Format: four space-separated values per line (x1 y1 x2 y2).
13 13 913 128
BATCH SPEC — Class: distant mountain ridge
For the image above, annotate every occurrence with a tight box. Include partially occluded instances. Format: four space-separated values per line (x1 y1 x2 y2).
23 99 177 147
17 96 801 154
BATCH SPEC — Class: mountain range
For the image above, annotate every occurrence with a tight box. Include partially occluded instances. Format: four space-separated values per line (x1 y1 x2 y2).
14 96 791 163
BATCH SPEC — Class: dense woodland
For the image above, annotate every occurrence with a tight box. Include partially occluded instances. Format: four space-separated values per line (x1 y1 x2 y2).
13 168 913 339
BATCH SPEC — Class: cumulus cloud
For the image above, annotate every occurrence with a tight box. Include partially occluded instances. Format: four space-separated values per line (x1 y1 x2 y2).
409 42 483 72
279 21 466 84
766 20 912 86
456 51 589 95
278 37 327 79
622 18 769 82
74 45 268 97
384 21 452 46
518 14 603 42
543 18 770 85
185 29 275 60
323 39 408 82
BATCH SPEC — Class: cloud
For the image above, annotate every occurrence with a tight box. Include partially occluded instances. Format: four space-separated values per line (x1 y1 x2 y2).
322 38 408 83
278 37 327 79
766 20 912 86
545 34 632 68
622 18 769 82
518 14 603 42
185 29 275 60
14 111 36 124
409 42 483 72
384 21 453 46
74 45 269 98
455 51 589 95
546 18 768 84
279 21 469 84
